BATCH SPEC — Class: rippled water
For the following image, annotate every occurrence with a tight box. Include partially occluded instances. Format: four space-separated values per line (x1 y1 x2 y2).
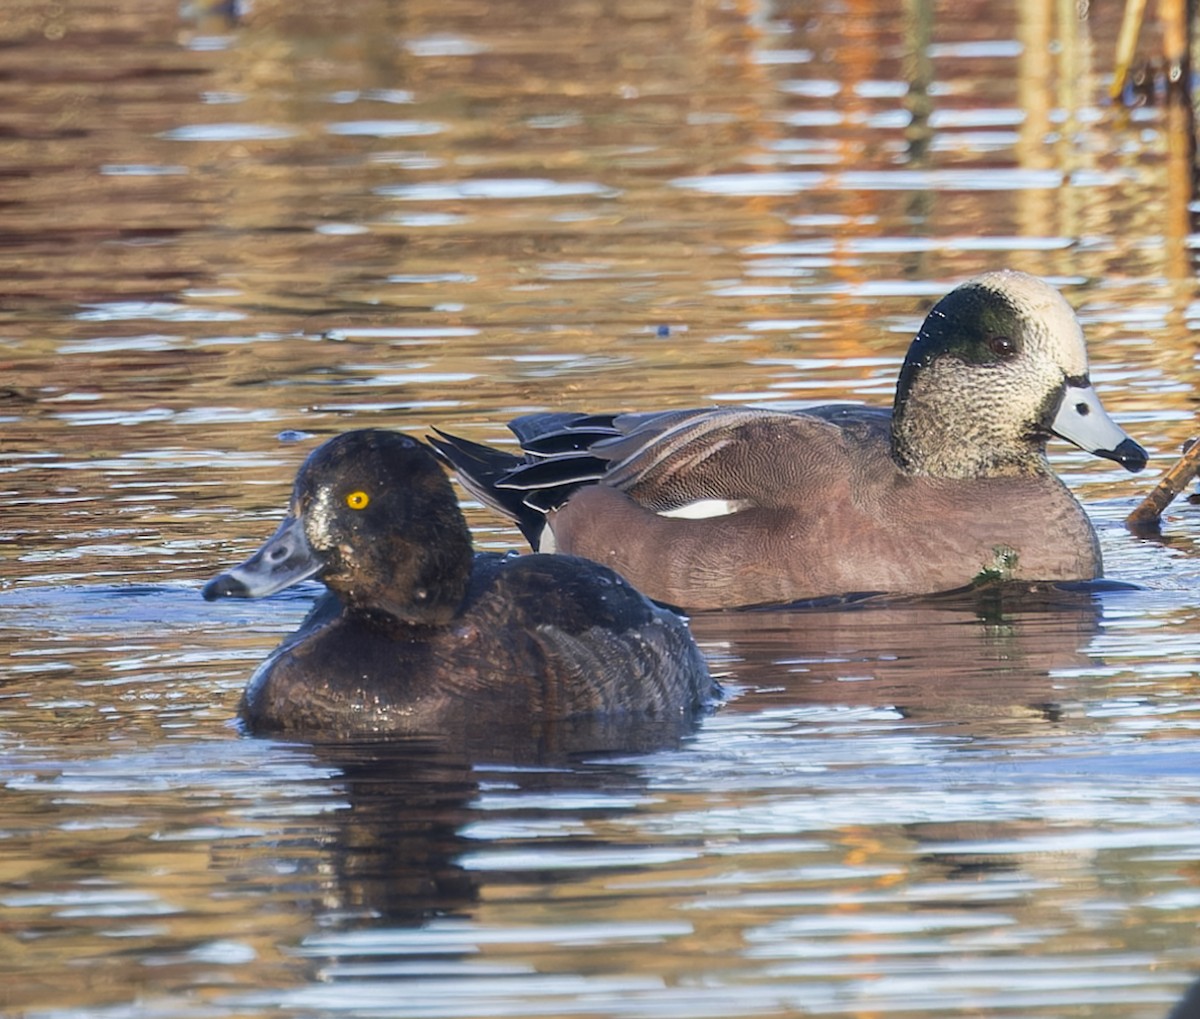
4 0 1200 1016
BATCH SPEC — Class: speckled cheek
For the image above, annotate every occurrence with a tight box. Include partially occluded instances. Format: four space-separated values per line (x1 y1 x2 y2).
305 489 337 551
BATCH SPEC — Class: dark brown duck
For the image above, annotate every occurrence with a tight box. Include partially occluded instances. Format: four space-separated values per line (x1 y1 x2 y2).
203 430 714 739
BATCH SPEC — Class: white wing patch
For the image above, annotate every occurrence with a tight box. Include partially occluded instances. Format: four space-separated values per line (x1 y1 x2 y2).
656 498 753 520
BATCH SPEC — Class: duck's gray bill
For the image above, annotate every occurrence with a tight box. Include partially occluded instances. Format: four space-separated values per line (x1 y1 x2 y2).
202 515 322 600
1051 381 1147 473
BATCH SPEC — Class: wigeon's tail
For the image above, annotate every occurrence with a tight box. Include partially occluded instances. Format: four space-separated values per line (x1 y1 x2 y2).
430 414 624 551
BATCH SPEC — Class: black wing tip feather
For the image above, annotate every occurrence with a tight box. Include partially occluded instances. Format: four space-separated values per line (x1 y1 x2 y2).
428 426 516 469
497 453 608 491
430 419 620 551
508 411 619 444
427 428 546 547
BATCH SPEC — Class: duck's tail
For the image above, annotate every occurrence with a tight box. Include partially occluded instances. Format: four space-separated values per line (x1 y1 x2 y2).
429 414 621 551
427 429 542 547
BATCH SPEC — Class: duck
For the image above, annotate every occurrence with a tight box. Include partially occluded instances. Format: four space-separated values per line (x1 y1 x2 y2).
202 429 714 739
429 271 1148 611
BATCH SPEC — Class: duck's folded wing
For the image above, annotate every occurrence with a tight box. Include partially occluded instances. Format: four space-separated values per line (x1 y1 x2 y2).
802 403 893 435
437 407 859 532
505 407 849 516
599 408 850 512
494 409 715 511
509 412 621 454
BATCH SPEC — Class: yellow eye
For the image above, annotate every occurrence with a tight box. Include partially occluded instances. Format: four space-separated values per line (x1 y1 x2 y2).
345 490 370 510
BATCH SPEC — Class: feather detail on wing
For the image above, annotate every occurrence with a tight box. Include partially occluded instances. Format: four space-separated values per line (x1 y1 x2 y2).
431 406 854 537
595 408 844 512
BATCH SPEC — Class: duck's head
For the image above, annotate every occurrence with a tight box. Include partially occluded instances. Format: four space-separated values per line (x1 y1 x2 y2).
891 270 1147 479
203 430 474 626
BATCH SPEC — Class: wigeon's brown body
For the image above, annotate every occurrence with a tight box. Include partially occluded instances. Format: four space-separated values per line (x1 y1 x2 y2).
432 271 1147 610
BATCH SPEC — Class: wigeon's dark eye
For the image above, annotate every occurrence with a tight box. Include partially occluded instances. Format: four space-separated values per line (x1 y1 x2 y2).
988 335 1016 358
345 490 370 510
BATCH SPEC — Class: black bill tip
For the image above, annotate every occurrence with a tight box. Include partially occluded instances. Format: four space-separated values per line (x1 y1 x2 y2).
1105 437 1148 474
202 573 250 601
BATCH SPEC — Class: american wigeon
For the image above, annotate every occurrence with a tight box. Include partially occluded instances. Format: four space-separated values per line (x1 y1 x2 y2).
202 430 713 738
430 271 1148 610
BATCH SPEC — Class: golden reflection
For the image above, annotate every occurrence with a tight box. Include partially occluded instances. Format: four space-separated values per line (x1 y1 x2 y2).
689 589 1107 736
2 1 1200 1015
0 0 1191 567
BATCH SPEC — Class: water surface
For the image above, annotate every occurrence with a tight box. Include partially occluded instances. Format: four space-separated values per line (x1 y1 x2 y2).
3 1 1200 1016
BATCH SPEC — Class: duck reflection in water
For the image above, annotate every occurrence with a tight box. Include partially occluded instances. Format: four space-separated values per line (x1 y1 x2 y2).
691 583 1115 734
202 429 715 741
282 721 673 926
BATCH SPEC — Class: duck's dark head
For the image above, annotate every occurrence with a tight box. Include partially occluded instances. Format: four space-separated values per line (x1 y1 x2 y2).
203 430 474 626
